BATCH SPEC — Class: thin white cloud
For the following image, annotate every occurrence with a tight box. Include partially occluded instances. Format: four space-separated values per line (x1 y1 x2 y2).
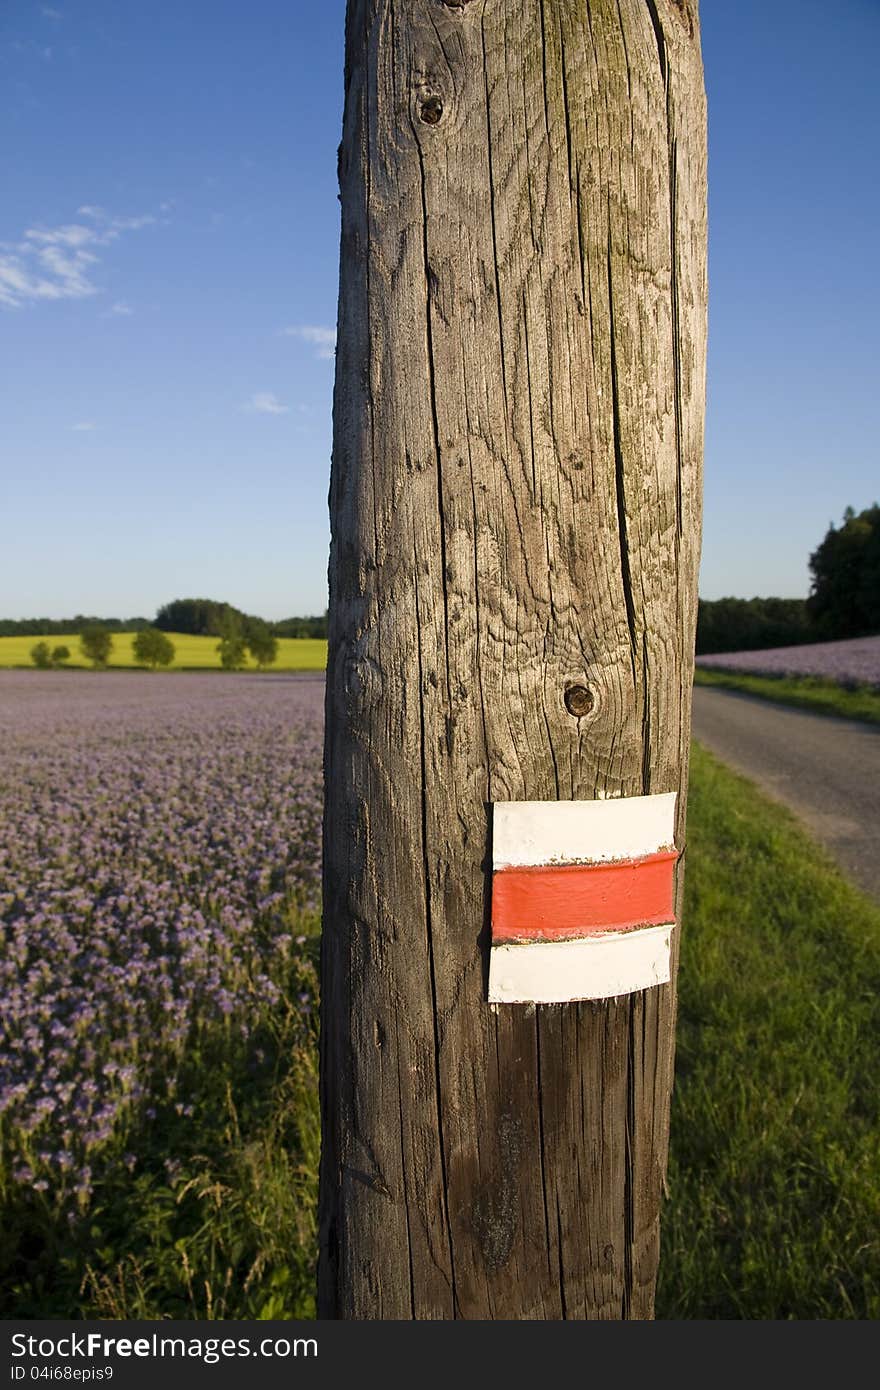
109 215 155 233
244 391 289 416
0 206 159 310
42 7 63 18
25 223 94 248
109 300 132 316
280 324 336 360
71 421 96 432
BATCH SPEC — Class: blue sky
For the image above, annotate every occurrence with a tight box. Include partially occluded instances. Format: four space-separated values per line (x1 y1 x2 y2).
1 0 878 620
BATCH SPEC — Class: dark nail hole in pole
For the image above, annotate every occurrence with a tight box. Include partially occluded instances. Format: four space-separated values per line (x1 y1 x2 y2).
419 96 444 125
564 685 595 718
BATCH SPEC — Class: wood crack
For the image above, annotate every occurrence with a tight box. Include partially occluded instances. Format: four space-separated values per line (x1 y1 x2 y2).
644 0 668 83
607 233 639 686
622 997 637 1319
394 1011 418 1317
480 7 510 413
641 630 652 795
413 557 459 1318
669 121 684 550
533 1013 557 1300
415 138 453 704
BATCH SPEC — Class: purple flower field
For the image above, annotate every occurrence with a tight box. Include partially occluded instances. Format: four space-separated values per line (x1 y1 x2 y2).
696 634 880 687
0 672 324 1210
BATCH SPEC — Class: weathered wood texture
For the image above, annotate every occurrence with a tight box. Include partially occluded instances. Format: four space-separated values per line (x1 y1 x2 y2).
320 0 707 1319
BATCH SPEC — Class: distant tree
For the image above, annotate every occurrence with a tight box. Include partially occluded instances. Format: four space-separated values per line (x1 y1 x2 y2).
808 505 880 639
696 597 811 655
217 634 248 670
80 625 113 669
132 628 176 670
245 620 279 670
156 597 253 637
216 613 247 671
273 611 329 638
0 616 148 637
51 645 70 667
30 641 52 669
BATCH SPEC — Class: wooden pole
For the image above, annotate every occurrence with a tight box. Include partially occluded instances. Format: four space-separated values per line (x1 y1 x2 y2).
320 0 707 1319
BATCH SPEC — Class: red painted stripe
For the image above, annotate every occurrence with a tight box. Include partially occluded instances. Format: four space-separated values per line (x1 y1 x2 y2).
491 850 678 943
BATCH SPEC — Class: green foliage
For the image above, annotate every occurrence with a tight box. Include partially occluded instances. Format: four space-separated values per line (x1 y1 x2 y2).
694 667 880 725
696 509 880 653
696 597 811 655
155 598 251 638
273 613 328 639
79 626 114 669
245 620 279 670
1 617 148 638
657 744 880 1318
808 504 880 639
155 599 328 641
132 628 176 670
29 640 69 668
217 636 247 671
2 606 327 643
216 615 248 672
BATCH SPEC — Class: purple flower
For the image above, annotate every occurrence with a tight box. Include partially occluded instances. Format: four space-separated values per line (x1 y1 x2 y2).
0 670 324 1211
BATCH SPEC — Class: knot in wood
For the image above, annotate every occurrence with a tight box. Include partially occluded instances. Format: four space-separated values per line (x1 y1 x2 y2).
419 95 444 125
564 684 595 718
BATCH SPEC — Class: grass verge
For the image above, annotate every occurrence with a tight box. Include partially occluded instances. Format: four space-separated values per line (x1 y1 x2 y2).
694 665 880 725
657 742 880 1318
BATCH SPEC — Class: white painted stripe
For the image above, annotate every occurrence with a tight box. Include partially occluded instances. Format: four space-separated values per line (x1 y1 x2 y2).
488 924 672 1004
493 792 676 869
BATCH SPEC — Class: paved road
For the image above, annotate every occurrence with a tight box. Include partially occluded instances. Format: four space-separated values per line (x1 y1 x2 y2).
691 687 880 902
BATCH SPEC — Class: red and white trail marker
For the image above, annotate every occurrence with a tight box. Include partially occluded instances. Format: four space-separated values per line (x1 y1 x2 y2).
488 793 679 1004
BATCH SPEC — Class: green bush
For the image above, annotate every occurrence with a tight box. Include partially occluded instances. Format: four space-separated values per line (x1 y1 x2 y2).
245 621 279 670
132 628 176 670
80 626 113 669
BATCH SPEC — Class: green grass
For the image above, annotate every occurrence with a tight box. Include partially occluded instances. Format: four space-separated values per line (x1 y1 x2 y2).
657 743 880 1318
0 632 327 672
695 665 880 725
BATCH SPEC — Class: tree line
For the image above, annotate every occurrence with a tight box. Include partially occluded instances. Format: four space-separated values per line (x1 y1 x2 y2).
696 597 809 655
154 598 327 639
31 620 282 672
23 598 330 671
806 503 879 640
14 505 879 661
1 615 150 637
697 505 879 653
4 599 328 641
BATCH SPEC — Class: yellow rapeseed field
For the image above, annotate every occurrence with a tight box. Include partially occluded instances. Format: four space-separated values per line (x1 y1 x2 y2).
0 632 327 672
